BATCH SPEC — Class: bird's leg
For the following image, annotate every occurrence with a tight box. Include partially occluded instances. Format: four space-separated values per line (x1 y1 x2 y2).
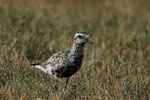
55 78 58 92
64 77 70 91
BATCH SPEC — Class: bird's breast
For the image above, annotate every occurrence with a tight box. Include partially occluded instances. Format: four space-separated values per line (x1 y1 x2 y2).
55 54 84 78
68 53 83 64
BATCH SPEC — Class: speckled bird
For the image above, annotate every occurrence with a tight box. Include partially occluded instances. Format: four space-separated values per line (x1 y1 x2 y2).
31 32 93 91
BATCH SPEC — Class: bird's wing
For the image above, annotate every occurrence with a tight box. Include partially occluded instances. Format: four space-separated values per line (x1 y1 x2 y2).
40 48 71 70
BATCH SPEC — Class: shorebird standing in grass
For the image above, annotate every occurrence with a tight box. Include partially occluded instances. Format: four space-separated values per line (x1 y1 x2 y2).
31 32 93 91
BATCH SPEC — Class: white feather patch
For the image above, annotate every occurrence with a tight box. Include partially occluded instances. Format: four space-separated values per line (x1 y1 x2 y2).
35 65 47 73
46 64 53 75
74 33 89 38
34 64 53 76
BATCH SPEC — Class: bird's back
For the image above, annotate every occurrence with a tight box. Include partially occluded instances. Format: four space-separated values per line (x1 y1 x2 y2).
39 48 84 78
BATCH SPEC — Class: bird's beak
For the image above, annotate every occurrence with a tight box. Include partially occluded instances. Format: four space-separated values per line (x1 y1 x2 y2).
88 39 93 44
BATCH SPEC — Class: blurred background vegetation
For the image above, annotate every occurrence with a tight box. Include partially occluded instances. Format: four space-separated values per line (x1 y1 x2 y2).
0 0 150 99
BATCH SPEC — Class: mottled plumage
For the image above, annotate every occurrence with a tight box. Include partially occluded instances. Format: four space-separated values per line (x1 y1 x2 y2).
31 32 93 91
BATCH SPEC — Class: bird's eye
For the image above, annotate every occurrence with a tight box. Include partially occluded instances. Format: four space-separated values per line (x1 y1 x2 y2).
78 35 83 39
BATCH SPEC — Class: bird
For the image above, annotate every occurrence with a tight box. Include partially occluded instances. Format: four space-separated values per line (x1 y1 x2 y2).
30 32 93 91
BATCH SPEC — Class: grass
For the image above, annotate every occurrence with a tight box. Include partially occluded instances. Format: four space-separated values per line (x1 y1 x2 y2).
0 0 150 99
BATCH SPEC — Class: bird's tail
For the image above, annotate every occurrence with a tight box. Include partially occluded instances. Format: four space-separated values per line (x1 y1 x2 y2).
30 63 41 67
24 57 47 73
30 63 48 73
24 56 40 67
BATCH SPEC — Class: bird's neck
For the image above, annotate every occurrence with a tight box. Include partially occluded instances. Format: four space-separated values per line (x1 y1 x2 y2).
71 42 85 55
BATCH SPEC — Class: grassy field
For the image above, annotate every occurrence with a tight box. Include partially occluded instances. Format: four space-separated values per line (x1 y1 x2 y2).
0 0 150 99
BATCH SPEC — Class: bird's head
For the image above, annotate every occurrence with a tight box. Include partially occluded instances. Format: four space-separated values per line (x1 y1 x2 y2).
74 32 93 45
